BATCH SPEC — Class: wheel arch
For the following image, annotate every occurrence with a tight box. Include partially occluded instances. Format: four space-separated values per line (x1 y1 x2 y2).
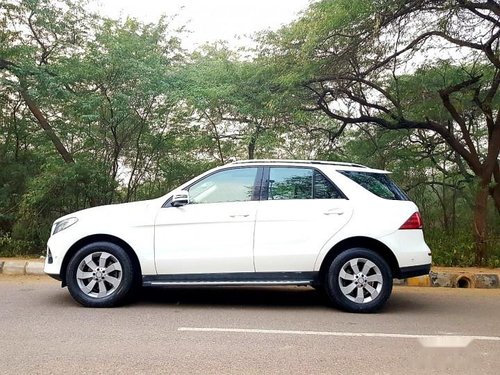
318 236 400 285
60 234 142 287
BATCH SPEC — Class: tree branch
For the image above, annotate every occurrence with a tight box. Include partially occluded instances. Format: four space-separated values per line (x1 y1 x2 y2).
438 75 482 164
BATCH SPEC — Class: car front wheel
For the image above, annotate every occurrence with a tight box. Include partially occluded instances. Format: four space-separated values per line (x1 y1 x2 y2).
325 248 392 313
66 242 135 307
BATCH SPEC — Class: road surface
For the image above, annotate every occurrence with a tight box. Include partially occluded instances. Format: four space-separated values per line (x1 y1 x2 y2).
1 275 499 374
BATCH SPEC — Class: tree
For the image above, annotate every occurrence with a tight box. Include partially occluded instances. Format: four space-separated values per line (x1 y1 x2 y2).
67 16 183 201
0 0 96 163
263 0 500 263
178 44 296 161
0 0 188 247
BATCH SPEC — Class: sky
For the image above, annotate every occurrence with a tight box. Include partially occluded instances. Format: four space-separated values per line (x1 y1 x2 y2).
94 0 311 50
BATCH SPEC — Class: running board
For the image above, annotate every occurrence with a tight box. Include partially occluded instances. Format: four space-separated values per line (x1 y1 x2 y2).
142 272 318 287
145 280 313 287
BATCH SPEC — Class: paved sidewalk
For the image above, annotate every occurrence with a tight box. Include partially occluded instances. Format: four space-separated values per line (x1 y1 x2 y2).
1 257 499 288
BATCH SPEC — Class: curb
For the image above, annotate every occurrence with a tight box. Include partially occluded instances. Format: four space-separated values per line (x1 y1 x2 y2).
26 261 45 275
402 271 499 289
0 260 45 276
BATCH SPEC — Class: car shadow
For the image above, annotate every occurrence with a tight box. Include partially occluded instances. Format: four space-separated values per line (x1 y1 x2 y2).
134 286 325 308
130 286 431 313
383 292 435 314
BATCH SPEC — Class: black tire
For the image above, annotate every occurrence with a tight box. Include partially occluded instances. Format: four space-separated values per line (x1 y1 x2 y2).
66 241 135 307
312 284 324 292
324 248 392 313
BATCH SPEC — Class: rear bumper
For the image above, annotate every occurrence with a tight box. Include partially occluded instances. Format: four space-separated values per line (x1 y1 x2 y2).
396 263 431 279
378 229 432 271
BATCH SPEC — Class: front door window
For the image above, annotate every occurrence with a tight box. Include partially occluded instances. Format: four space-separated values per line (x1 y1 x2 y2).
189 168 259 204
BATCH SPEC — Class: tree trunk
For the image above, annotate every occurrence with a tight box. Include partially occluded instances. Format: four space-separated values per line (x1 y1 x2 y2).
452 185 457 235
473 182 490 265
0 60 74 164
248 123 262 160
19 86 74 164
248 136 256 160
491 163 500 213
492 183 500 213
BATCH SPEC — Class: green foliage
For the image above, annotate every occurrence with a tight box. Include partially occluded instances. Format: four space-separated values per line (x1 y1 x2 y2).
174 43 299 161
0 0 498 265
393 62 498 124
14 158 116 247
0 150 43 232
426 230 500 268
0 233 36 257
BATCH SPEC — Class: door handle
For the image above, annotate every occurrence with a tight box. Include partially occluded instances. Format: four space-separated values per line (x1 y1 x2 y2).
229 213 250 218
324 208 344 215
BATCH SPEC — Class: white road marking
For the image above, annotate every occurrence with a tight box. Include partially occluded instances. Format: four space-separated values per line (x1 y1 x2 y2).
178 327 500 347
418 336 474 348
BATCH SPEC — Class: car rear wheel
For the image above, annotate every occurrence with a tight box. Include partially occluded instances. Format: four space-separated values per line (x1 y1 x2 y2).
325 248 392 313
66 242 135 307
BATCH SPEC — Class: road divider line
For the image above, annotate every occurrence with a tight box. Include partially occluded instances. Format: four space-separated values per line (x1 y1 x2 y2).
178 327 500 347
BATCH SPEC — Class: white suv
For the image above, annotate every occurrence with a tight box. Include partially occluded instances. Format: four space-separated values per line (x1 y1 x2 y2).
45 160 431 312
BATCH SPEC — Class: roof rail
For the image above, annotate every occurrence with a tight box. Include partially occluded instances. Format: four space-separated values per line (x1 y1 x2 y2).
228 159 368 168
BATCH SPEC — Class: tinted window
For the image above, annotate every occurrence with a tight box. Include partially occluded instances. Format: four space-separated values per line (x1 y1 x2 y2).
189 168 258 204
314 170 343 199
268 168 342 200
269 168 312 200
339 171 408 200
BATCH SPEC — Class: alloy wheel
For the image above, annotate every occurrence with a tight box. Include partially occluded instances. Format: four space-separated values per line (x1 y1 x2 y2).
338 257 383 304
76 251 123 298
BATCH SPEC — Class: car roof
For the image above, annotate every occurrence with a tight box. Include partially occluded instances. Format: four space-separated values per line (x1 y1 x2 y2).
227 159 389 173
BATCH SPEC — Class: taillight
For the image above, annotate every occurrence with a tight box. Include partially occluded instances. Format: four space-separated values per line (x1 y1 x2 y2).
399 212 423 230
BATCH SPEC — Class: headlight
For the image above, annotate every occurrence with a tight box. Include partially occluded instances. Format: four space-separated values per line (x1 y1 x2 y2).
52 217 78 235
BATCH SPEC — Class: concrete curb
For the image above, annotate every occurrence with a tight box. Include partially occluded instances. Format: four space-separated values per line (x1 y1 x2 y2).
2 261 27 275
400 270 500 289
25 261 46 276
0 258 499 288
0 259 45 276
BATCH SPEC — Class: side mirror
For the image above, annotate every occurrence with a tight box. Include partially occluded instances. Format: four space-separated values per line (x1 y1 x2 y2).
171 190 189 207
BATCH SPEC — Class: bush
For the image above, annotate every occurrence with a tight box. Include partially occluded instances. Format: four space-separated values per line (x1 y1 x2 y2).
0 233 38 257
14 158 117 248
426 229 500 268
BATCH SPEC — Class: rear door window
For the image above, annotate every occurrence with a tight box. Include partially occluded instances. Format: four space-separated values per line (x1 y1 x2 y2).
339 171 408 200
267 167 343 200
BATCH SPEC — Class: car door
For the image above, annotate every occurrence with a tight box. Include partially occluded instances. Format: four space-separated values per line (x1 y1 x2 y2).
253 166 352 272
154 167 262 275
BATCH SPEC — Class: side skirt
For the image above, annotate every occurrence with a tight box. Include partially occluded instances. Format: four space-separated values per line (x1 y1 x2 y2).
142 272 318 287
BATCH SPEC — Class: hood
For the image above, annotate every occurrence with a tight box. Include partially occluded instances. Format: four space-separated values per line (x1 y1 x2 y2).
54 197 163 229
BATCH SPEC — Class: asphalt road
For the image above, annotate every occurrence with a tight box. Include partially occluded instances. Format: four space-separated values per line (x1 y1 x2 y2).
1 275 500 374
